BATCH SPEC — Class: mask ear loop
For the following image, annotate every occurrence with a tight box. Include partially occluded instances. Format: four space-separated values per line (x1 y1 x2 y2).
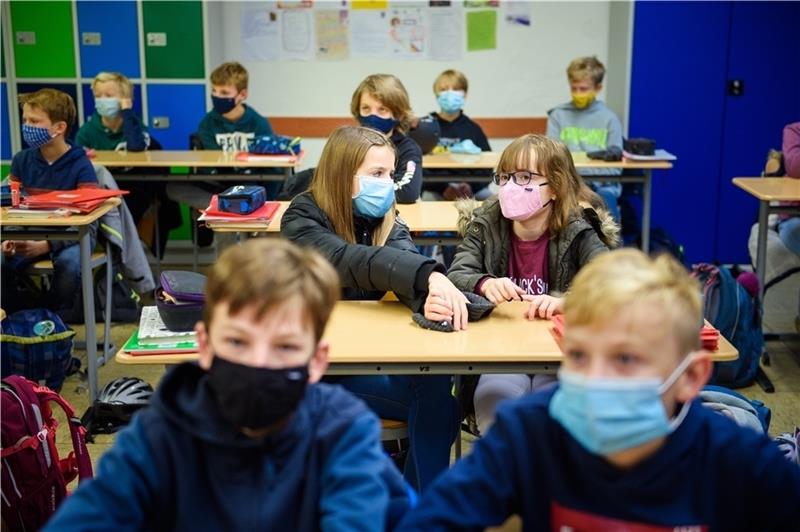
659 352 698 432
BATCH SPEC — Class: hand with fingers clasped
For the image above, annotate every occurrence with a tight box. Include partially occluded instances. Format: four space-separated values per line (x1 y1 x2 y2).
424 272 469 331
522 294 564 320
479 277 525 305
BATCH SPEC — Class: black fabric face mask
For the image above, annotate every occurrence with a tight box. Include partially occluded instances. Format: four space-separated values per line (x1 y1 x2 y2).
206 356 309 432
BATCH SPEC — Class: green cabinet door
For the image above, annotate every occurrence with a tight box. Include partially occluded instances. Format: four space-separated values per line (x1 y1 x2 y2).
142 1 204 79
10 0 76 78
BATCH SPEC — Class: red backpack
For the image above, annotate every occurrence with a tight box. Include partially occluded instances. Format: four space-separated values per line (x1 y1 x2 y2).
1 375 93 531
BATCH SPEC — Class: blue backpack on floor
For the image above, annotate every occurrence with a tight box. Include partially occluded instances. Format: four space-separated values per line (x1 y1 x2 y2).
691 264 763 388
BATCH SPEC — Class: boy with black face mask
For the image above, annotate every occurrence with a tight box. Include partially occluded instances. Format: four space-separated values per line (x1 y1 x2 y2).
46 240 411 531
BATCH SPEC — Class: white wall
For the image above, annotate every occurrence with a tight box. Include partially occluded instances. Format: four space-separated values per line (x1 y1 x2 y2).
207 0 618 168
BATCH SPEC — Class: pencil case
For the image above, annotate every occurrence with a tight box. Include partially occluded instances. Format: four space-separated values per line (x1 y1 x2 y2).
156 271 206 331
218 185 266 215
624 137 656 156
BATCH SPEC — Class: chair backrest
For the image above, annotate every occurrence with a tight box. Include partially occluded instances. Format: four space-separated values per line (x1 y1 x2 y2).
189 132 203 151
763 149 784 176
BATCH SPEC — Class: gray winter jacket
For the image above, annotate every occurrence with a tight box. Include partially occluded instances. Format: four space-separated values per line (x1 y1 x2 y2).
447 196 620 296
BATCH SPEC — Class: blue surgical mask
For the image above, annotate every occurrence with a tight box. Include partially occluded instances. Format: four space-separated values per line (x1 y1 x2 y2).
437 90 465 114
22 124 55 148
212 95 237 115
352 176 395 218
95 97 121 118
359 114 397 135
549 353 696 456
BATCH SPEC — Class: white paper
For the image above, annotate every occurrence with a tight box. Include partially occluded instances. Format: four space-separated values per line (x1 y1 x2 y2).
503 1 532 27
315 9 349 60
281 8 315 60
428 9 462 61
350 10 389 57
389 7 427 60
241 5 281 62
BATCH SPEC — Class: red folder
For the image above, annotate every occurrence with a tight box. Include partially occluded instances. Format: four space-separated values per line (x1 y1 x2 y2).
24 188 127 213
201 195 281 221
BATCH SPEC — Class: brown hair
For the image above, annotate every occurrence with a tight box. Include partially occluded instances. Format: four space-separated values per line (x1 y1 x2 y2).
92 72 133 99
496 134 583 237
19 89 76 134
567 56 606 86
350 74 413 134
565 248 703 355
433 69 468 93
309 126 397 245
203 239 340 341
210 61 249 91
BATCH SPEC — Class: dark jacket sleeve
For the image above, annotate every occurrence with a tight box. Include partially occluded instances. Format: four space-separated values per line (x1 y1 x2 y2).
196 113 220 150
393 136 423 204
472 123 491 152
384 216 443 312
121 109 149 152
281 196 439 307
574 225 610 270
447 223 492 293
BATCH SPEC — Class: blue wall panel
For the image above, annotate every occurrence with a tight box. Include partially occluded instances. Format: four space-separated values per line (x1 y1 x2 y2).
714 1 800 263
81 83 143 123
17 83 79 148
1 83 12 159
630 2 732 265
146 84 205 149
76 0 140 78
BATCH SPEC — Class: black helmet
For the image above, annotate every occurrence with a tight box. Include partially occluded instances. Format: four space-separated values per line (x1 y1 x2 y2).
81 377 154 437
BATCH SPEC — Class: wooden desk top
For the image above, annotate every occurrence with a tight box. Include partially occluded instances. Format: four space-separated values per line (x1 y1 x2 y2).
732 177 800 201
422 151 674 171
116 301 738 366
0 198 120 227
91 150 300 169
207 201 462 234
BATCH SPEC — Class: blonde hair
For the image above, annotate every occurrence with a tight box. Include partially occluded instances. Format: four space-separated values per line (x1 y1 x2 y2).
496 134 583 237
309 126 397 246
567 56 606 86
203 239 340 342
91 72 133 99
210 61 248 91
19 89 76 134
434 69 468 93
350 74 413 134
565 249 703 354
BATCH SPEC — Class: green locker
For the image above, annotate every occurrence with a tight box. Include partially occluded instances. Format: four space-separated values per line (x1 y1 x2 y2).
10 1 76 78
142 1 204 79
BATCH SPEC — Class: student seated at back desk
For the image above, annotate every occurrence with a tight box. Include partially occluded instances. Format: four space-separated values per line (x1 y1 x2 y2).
2 89 98 321
400 249 800 531
75 71 181 258
45 240 411 531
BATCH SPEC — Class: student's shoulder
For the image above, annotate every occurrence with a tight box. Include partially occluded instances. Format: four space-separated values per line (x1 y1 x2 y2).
304 383 378 434
393 132 422 157
547 101 574 117
493 387 557 435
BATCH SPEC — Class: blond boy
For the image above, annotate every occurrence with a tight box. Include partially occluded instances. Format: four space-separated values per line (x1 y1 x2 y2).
76 72 150 151
400 249 800 530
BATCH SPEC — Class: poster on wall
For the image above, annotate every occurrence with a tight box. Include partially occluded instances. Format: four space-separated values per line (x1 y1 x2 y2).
281 8 315 60
389 8 427 60
429 7 463 61
466 9 497 51
315 10 350 60
504 1 532 26
350 9 389 57
241 5 281 62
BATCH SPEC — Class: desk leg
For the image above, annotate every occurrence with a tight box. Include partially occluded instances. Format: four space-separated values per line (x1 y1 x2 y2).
454 375 462 460
755 199 769 304
80 228 99 402
154 203 161 278
641 171 652 253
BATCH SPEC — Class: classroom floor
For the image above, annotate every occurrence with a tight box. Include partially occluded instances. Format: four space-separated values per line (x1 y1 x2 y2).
54 265 800 529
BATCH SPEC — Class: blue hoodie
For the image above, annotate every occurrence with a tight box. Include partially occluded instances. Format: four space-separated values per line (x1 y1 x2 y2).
10 143 97 194
46 363 411 531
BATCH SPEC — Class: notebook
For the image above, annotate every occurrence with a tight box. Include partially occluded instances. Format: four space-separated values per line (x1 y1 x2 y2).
137 306 197 345
122 329 197 355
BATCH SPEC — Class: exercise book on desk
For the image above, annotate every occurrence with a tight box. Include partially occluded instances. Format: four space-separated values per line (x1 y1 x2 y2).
198 195 281 223
122 329 197 355
234 150 304 163
24 188 128 213
622 149 677 162
138 306 197 345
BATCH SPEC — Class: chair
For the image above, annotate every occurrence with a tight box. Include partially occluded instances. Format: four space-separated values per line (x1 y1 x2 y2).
381 418 409 471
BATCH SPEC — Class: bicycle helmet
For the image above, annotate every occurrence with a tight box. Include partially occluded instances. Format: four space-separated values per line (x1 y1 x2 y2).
81 377 154 437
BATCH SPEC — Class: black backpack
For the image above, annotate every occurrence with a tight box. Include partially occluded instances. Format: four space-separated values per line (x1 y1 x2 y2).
94 269 142 323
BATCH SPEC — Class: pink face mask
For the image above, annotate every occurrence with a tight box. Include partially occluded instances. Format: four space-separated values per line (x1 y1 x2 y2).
498 181 551 221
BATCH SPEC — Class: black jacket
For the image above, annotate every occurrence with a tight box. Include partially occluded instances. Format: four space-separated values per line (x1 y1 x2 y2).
281 192 443 312
390 132 423 204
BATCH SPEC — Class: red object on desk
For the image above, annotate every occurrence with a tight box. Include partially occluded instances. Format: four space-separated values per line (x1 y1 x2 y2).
23 188 128 213
234 150 303 163
202 195 280 221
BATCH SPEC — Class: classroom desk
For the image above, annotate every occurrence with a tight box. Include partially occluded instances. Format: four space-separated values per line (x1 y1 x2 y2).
91 150 301 180
206 201 463 246
0 198 121 402
422 151 674 253
732 178 800 304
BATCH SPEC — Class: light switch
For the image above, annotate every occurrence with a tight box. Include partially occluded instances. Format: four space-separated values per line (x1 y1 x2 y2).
146 32 167 47
82 32 102 46
15 32 36 45
151 116 170 129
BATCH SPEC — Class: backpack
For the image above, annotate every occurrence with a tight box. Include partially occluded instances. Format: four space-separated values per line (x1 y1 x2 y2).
1 308 77 391
639 227 686 265
691 263 764 388
1 375 93 531
95 268 142 323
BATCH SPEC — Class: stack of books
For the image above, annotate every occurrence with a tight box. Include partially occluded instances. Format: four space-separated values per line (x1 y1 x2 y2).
198 195 281 224
20 188 128 214
122 306 198 355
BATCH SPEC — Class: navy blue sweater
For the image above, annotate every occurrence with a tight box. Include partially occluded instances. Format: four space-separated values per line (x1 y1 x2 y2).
46 363 411 531
399 387 800 531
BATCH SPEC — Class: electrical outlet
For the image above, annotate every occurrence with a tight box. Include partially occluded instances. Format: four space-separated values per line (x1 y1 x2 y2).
15 32 36 45
151 117 170 129
82 32 102 46
146 32 167 47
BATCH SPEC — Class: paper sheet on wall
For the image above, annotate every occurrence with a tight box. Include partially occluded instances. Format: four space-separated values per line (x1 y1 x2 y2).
466 9 496 51
281 8 314 60
315 10 349 60
429 9 462 61
503 1 532 26
389 8 427 60
350 10 389 57
242 5 281 62
351 0 388 9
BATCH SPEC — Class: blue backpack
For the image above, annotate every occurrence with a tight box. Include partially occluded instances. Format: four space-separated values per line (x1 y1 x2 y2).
0 309 76 391
691 264 763 388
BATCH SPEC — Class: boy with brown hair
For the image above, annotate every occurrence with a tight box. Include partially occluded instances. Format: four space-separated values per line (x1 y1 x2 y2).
46 239 411 531
400 249 800 530
2 88 98 317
